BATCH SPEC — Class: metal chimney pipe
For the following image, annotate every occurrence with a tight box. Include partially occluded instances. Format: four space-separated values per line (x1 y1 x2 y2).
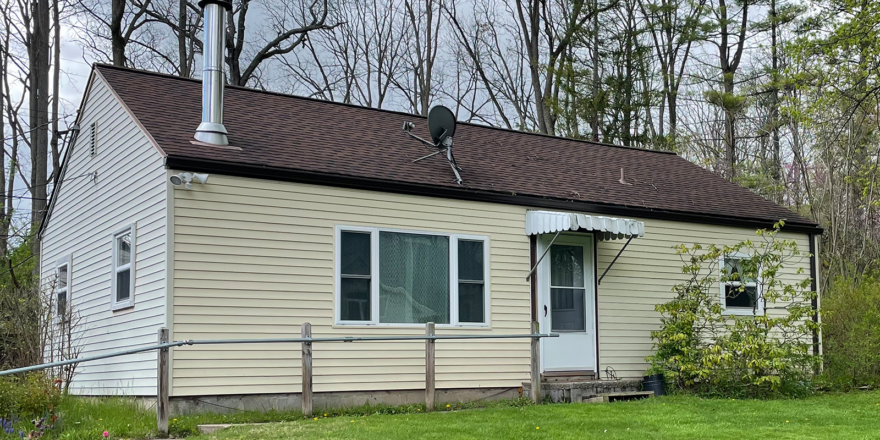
194 0 232 145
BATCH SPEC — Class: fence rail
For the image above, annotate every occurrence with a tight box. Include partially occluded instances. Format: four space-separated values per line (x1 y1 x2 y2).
0 321 557 435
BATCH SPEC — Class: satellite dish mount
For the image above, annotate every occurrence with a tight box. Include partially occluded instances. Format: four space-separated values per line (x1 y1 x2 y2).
402 106 463 185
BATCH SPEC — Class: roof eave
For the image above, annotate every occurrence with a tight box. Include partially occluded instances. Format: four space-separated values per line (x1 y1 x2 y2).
164 155 823 235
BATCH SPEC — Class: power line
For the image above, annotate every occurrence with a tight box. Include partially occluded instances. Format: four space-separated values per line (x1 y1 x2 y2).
1 113 78 142
0 255 35 280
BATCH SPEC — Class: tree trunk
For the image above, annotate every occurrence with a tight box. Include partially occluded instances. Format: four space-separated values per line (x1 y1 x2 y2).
50 0 61 176
30 0 51 261
589 0 600 142
723 73 736 179
178 0 188 76
769 0 781 201
110 0 126 66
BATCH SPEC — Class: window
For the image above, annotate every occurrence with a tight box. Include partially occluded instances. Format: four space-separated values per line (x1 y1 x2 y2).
55 256 71 317
549 245 587 332
89 122 97 157
720 254 762 315
111 225 136 310
336 226 489 326
457 240 485 323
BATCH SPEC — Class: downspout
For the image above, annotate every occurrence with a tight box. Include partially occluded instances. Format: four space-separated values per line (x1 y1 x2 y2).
194 0 232 145
809 233 820 357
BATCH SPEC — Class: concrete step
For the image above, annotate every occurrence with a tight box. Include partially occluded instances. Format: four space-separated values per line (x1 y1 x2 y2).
522 378 644 404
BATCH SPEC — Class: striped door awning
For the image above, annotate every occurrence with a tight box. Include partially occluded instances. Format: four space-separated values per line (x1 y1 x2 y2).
525 210 645 241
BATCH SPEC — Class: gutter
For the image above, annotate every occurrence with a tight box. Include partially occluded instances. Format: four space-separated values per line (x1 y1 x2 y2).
165 155 824 235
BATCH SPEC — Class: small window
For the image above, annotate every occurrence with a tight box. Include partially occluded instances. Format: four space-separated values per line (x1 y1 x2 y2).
89 122 97 157
55 256 72 317
457 240 485 323
111 225 135 310
336 227 489 326
720 254 762 315
340 232 371 321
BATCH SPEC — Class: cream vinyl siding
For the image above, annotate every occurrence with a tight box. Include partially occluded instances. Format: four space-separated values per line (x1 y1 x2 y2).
171 176 532 397
171 174 812 394
39 73 167 396
595 221 812 379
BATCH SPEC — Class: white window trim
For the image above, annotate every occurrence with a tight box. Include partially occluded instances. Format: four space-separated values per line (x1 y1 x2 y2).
55 255 72 318
334 225 491 328
719 252 764 316
110 224 136 311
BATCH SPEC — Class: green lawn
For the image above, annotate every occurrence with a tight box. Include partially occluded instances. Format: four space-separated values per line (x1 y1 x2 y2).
193 392 880 440
6 392 880 439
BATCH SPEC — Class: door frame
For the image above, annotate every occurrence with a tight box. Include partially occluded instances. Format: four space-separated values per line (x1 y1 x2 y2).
535 232 599 373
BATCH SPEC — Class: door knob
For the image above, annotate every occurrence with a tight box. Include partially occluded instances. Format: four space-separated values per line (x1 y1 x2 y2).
544 305 548 317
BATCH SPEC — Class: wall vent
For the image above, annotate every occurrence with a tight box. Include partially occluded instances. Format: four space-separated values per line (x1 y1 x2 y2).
89 122 97 157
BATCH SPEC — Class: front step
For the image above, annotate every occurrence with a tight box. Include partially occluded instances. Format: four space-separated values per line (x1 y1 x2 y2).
598 391 655 403
522 378 644 404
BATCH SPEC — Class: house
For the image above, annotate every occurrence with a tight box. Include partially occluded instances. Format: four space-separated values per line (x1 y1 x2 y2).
39 2 820 409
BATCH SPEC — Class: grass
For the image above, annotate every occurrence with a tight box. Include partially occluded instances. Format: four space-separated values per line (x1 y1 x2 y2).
193 392 880 440
5 392 880 439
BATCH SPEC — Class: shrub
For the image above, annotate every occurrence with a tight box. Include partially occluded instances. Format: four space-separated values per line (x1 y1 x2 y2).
0 372 62 439
646 224 820 398
820 275 880 389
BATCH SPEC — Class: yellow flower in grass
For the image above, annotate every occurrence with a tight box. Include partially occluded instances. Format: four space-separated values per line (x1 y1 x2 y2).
786 421 789 423
313 417 318 421
446 404 451 408
536 427 540 430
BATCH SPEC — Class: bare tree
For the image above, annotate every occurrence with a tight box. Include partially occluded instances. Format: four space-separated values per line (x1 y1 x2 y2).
281 0 406 108
442 0 536 129
514 0 615 135
225 0 335 86
706 0 752 180
27 0 51 258
637 0 706 148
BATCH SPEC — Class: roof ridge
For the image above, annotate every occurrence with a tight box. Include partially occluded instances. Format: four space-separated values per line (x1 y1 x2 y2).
94 63 677 156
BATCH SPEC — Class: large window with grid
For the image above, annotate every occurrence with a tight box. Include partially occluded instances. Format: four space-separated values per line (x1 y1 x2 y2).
336 226 490 326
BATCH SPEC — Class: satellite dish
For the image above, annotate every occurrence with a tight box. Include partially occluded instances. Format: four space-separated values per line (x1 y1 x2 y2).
427 106 456 145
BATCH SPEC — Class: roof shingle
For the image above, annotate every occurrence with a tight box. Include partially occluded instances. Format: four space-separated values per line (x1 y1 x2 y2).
95 64 817 229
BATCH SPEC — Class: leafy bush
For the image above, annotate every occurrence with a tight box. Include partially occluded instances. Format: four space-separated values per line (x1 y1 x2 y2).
646 224 820 398
820 275 880 389
0 373 62 438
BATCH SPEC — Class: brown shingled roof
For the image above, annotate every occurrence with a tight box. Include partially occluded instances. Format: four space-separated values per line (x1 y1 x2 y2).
95 64 818 230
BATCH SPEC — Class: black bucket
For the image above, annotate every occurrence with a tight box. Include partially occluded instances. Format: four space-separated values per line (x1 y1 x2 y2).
643 374 666 396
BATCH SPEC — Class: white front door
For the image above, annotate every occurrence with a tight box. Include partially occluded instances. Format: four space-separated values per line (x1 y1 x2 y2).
538 233 597 373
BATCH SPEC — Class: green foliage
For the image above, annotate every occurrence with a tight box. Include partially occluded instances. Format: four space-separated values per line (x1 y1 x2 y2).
0 373 61 420
820 275 880 389
647 224 820 398
0 238 38 291
704 89 747 113
0 373 62 439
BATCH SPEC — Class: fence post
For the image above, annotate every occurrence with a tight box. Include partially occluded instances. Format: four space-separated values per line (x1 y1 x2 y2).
157 327 170 435
301 322 313 417
425 322 436 411
530 321 541 404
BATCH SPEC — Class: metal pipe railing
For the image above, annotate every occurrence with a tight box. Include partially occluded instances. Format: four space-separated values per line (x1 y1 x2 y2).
0 322 557 435
0 341 190 377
